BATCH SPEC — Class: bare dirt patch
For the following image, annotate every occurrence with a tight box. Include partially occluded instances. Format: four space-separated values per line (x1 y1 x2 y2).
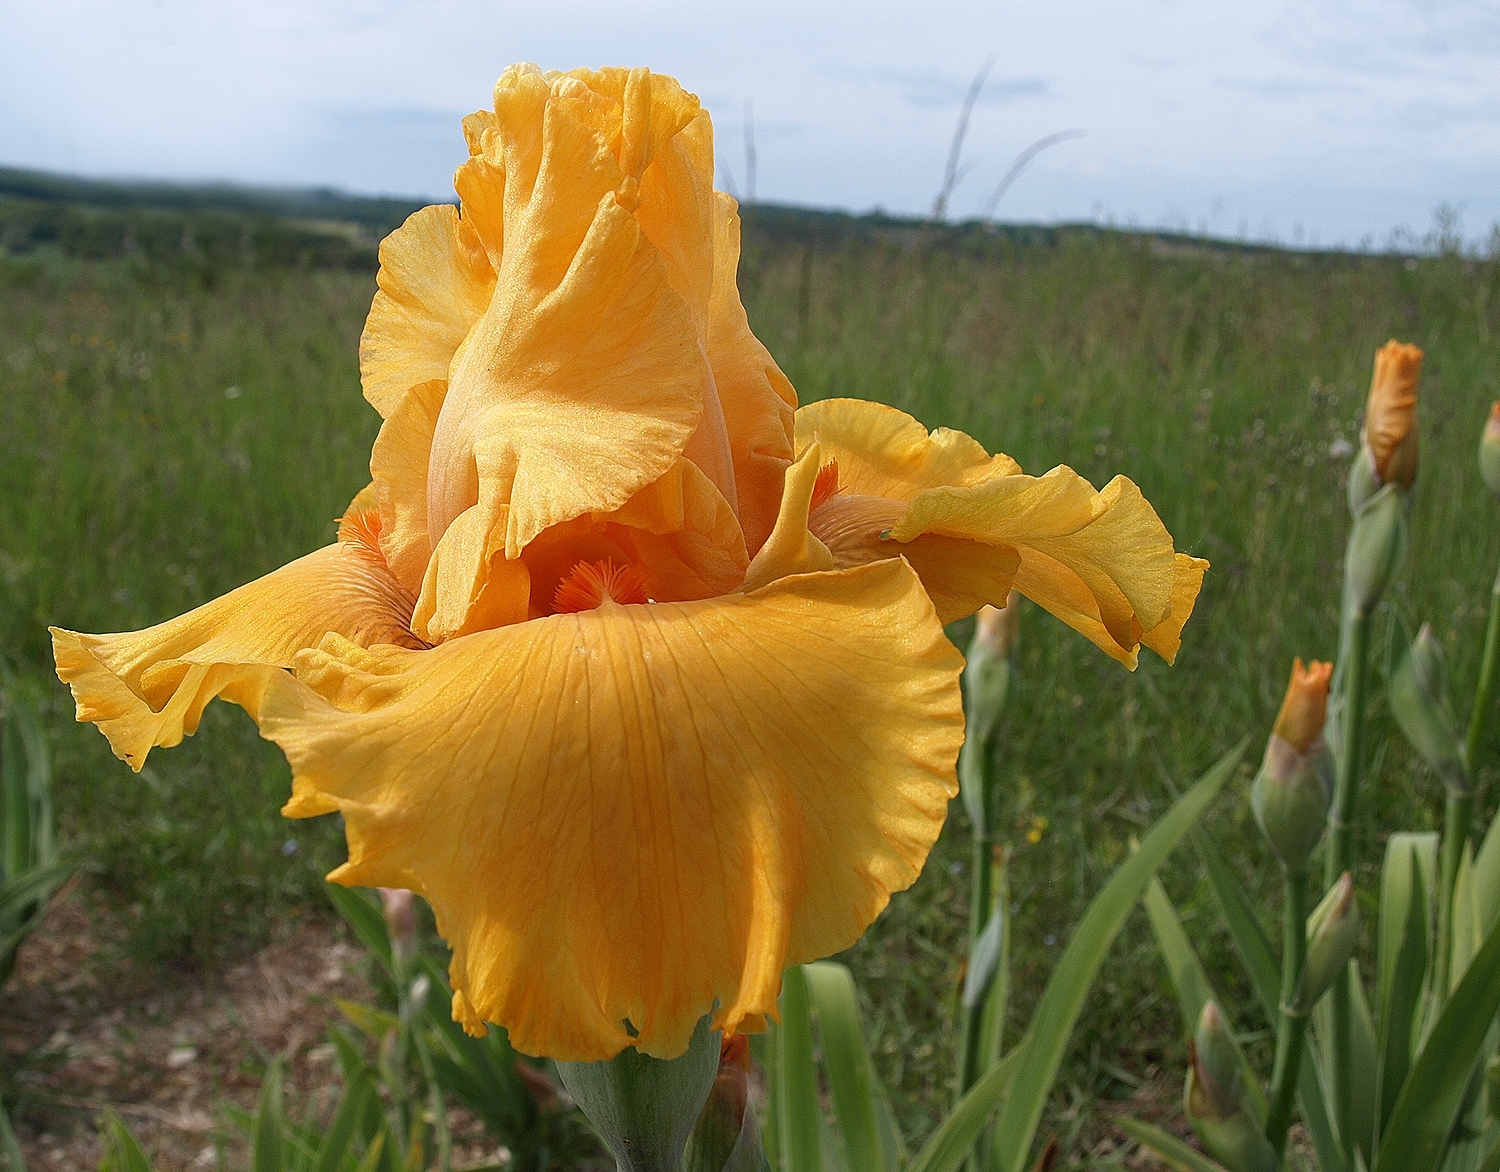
5 891 430 1170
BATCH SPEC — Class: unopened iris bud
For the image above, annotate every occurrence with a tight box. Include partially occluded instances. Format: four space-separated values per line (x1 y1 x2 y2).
379 886 418 966
1344 484 1405 618
1184 1002 1278 1172
960 591 1019 833
1389 624 1468 793
1252 659 1334 870
1297 871 1359 1011
683 1034 760 1172
1480 404 1500 498
1362 339 1423 493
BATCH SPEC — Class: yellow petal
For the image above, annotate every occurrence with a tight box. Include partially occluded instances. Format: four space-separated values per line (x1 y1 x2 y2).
794 398 1018 499
1140 554 1209 666
370 378 446 593
412 494 531 643
895 472 1177 650
359 206 495 419
708 193 796 557
260 557 962 1062
743 444 834 591
428 147 706 561
51 542 422 771
799 398 1194 663
599 458 748 601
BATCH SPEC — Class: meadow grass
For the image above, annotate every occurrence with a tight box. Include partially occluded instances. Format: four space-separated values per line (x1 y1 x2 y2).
2 215 1499 1157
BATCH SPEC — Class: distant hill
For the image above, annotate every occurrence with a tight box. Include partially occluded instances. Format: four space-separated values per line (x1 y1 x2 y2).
0 163 1289 273
0 165 433 240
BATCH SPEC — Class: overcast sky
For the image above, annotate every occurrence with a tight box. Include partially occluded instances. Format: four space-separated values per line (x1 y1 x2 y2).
4 0 1498 249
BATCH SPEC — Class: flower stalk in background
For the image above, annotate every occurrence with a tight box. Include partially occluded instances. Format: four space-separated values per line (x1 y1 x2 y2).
1325 340 1422 1158
50 64 1203 1165
954 592 1020 1137
1253 659 1332 1159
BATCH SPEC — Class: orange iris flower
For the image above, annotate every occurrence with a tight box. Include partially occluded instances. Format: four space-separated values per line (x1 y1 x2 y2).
51 65 1206 1063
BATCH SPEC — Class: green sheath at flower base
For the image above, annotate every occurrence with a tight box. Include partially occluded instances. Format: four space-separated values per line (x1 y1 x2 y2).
1297 872 1358 1012
1347 443 1381 516
1183 1003 1278 1172
556 1016 720 1172
1344 484 1406 619
1390 624 1468 793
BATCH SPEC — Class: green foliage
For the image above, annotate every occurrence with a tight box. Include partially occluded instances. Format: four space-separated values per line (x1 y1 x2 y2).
1 664 71 986
759 748 1241 1172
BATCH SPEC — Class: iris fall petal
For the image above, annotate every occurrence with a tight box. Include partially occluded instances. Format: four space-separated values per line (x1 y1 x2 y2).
51 537 422 771
260 558 963 1061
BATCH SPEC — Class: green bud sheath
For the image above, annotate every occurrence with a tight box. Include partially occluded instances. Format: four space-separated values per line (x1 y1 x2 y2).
1344 484 1405 618
557 1016 721 1172
1347 442 1381 515
1252 735 1333 870
1297 872 1359 1011
1480 405 1500 497
1389 625 1468 792
1185 1011 1279 1172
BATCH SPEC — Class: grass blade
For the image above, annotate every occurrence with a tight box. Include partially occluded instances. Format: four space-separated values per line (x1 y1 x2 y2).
1116 1116 1231 1172
986 744 1243 1172
1450 847 1483 991
1 1097 27 1172
776 966 823 1172
100 1113 155 1172
1377 914 1500 1172
906 1045 1026 1172
253 1058 286 1172
1144 876 1214 1037
313 1069 376 1172
1474 813 1500 935
804 961 893 1172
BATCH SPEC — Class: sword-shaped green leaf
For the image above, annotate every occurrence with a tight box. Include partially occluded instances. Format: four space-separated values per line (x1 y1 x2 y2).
985 745 1243 1172
1378 915 1500 1172
1116 1116 1231 1172
804 961 896 1172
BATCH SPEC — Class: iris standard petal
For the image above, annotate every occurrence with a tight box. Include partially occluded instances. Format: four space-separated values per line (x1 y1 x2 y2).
359 206 495 419
424 67 711 559
707 193 797 557
50 538 423 771
258 557 963 1063
795 398 1019 499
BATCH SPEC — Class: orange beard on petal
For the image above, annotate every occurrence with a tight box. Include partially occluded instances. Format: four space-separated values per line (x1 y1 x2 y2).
552 559 651 613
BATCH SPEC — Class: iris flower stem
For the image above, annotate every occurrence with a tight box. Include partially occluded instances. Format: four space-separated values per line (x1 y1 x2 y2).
957 723 1003 1172
1326 609 1370 1160
957 823 994 1106
1265 865 1309 1158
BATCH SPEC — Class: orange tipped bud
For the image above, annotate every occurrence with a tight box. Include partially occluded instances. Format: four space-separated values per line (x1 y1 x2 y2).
1480 403 1500 496
1363 340 1423 489
1272 658 1333 753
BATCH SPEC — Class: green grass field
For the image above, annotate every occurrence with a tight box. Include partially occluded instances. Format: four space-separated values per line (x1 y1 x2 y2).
3 188 1499 1159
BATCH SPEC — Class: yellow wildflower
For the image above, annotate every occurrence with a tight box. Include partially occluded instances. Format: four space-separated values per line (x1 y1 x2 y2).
52 64 1204 1062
